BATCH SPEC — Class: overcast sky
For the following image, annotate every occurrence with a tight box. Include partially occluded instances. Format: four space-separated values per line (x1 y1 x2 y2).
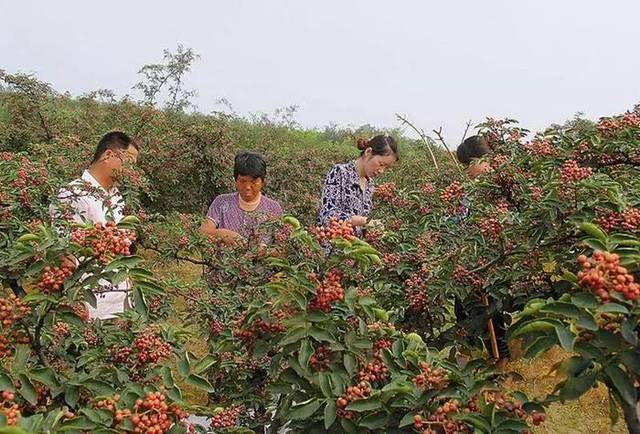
1 0 639 142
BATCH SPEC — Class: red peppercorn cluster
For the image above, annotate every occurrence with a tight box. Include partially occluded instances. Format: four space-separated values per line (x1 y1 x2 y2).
309 269 345 312
577 251 639 302
70 221 137 265
0 293 31 328
84 328 100 346
132 327 173 365
0 294 31 358
490 154 509 169
412 362 448 390
596 208 640 232
111 327 172 369
373 338 392 355
524 140 556 157
53 321 71 340
452 265 483 289
1 390 20 426
382 252 402 269
596 112 640 136
210 405 243 429
363 228 383 247
312 217 356 243
336 381 372 420
375 182 397 201
495 199 510 215
209 319 225 336
560 160 593 183
421 182 436 195
37 263 76 294
530 186 544 200
414 400 469 434
309 345 332 371
478 217 503 242
274 224 293 245
440 181 464 206
357 358 389 383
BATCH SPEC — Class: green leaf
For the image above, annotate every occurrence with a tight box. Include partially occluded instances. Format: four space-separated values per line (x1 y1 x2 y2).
571 293 599 309
345 396 381 412
576 314 598 332
64 384 80 407
559 372 596 401
324 400 337 429
280 326 308 346
82 379 115 396
80 408 113 425
318 372 333 398
555 324 575 351
540 302 582 318
288 398 322 420
582 238 607 251
84 287 97 308
358 296 377 307
193 355 217 375
161 367 175 388
399 412 416 428
29 367 59 389
597 303 629 314
620 351 640 375
340 417 357 434
309 327 335 343
299 340 314 370
579 223 607 242
58 415 97 431
495 419 530 431
524 336 556 359
604 364 637 406
57 310 86 328
0 372 14 392
185 374 215 393
455 413 492 432
359 412 388 429
344 354 357 377
620 318 638 345
166 386 182 402
132 286 148 318
14 345 30 370
104 255 143 272
178 352 190 377
18 374 37 405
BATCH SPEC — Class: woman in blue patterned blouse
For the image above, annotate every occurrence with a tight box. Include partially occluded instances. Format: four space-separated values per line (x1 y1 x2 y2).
317 135 399 236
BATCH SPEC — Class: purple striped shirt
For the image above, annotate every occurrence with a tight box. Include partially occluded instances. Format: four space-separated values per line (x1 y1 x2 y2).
206 192 283 240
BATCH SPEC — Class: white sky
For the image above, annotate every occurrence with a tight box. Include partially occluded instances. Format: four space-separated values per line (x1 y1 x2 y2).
1 0 639 142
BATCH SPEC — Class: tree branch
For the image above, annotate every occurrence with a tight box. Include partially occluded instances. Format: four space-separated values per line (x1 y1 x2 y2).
396 114 440 172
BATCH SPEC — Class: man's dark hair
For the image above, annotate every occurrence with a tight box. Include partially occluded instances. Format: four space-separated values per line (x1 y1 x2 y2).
456 135 490 165
234 151 267 180
92 131 138 163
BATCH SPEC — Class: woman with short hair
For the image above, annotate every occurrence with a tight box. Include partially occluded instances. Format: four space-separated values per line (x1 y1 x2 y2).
201 151 283 244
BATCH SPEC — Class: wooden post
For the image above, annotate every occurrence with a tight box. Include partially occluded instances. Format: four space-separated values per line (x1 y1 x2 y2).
481 293 500 360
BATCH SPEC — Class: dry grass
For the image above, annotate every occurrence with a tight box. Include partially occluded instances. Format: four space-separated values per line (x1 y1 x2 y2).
155 258 629 432
504 344 627 434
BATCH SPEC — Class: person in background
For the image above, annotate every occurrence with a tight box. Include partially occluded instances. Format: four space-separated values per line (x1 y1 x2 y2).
454 134 511 366
52 131 139 320
201 151 283 245
317 135 399 236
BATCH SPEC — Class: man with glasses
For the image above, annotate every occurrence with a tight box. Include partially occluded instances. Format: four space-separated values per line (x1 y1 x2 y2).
52 131 139 319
